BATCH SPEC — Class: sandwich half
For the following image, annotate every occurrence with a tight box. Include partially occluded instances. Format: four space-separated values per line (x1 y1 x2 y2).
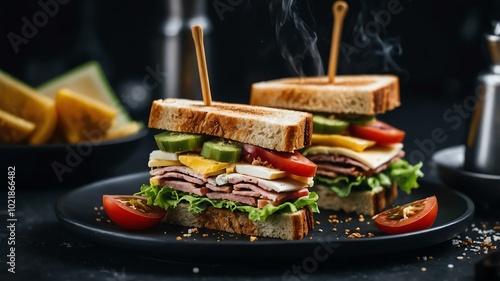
250 75 423 216
137 98 318 240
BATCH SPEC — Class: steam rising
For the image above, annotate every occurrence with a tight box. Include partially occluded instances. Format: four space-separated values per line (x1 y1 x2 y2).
270 0 324 76
342 0 406 76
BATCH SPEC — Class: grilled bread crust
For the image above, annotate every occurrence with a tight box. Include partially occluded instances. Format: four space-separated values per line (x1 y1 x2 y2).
163 203 315 240
250 75 400 115
148 98 313 152
313 183 398 216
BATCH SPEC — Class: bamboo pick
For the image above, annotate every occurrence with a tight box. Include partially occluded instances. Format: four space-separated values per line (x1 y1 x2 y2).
191 25 212 106
327 1 348 84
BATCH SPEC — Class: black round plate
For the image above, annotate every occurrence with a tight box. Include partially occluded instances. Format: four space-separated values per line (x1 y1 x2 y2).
433 145 500 212
55 171 474 263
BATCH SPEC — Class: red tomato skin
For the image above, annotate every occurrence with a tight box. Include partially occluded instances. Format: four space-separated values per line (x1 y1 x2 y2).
242 144 317 178
102 195 166 230
372 196 438 235
350 120 405 145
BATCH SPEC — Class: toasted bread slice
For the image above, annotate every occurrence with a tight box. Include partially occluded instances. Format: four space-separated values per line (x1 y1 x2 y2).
148 98 313 152
313 183 398 216
164 203 315 240
250 75 400 115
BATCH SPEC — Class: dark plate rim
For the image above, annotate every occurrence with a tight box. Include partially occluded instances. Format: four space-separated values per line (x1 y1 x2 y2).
0 127 148 149
54 171 475 262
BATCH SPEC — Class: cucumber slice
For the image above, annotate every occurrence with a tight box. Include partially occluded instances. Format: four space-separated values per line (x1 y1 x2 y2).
313 115 349 134
201 140 242 163
154 132 204 152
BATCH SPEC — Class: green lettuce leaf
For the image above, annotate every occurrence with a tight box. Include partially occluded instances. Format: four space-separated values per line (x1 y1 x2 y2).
136 185 319 222
316 159 423 197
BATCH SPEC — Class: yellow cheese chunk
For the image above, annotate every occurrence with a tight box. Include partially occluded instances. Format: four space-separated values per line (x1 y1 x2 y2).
0 109 36 143
150 177 159 185
178 154 229 176
55 88 118 143
311 134 375 152
0 70 57 144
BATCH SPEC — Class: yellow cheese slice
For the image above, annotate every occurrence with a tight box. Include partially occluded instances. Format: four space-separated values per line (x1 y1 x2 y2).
304 143 403 169
311 134 376 152
178 154 229 176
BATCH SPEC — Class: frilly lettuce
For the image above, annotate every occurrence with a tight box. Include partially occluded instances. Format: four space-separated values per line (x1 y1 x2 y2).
316 159 423 197
136 185 319 222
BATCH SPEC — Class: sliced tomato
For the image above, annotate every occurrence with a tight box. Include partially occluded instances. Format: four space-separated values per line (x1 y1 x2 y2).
102 195 166 230
283 188 310 201
372 196 438 235
350 120 405 145
242 144 317 177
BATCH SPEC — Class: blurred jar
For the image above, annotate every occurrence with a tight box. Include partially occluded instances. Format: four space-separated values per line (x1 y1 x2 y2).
151 0 212 100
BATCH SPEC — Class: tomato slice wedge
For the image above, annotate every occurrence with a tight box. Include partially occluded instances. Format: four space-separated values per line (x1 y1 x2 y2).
102 195 166 230
350 120 405 145
372 196 438 235
242 144 317 178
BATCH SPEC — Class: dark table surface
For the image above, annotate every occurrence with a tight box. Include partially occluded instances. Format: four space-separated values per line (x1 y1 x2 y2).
1 93 499 281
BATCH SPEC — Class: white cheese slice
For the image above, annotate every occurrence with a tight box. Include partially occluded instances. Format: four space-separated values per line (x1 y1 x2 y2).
234 164 287 180
216 173 307 193
304 143 403 169
149 150 179 161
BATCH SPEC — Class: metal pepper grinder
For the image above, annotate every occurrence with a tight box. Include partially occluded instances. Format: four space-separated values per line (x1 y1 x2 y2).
464 22 500 175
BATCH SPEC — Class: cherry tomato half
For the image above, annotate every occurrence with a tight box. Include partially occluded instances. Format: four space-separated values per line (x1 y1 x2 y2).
242 144 317 178
102 195 166 230
350 120 405 145
372 196 438 235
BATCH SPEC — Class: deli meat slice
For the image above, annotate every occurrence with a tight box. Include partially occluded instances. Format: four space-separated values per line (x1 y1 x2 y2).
311 151 405 177
158 179 208 196
233 183 290 201
151 166 209 181
206 183 232 193
307 155 371 171
156 172 206 185
206 192 257 206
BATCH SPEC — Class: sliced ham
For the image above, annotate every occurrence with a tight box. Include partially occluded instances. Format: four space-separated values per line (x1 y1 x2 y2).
206 192 257 206
158 179 208 196
233 183 289 201
206 183 232 193
156 172 206 185
151 166 210 181
310 151 405 178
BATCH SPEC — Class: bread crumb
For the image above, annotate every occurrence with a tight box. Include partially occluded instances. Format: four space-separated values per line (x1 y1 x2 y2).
332 228 337 232
367 232 375 237
448 264 454 269
315 221 321 225
309 236 313 240
355 227 360 231
192 267 199 273
358 215 365 222
250 236 258 242
344 229 350 234
456 256 464 260
176 236 182 241
202 233 209 237
348 233 364 238
183 233 191 237
421 267 427 272
318 229 323 233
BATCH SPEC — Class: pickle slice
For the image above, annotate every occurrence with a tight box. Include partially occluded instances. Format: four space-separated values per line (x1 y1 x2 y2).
201 140 242 163
313 115 349 134
154 131 204 152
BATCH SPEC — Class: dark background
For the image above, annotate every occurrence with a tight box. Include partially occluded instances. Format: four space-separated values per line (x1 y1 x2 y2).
0 0 499 124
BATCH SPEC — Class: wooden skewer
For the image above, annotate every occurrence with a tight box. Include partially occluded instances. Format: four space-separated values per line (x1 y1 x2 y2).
191 25 212 106
328 1 348 84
